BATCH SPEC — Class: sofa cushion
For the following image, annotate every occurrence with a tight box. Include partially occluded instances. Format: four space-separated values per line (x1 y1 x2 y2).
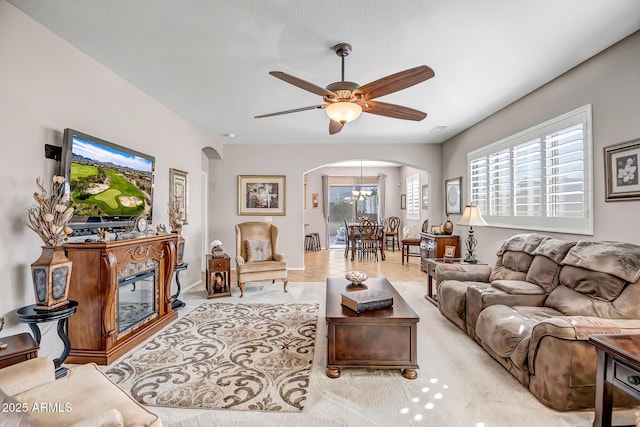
478 305 563 369
236 259 285 274
15 363 159 427
70 408 124 427
489 257 528 282
562 241 640 282
491 280 545 295
559 265 626 302
526 255 562 293
531 238 576 263
0 387 34 427
497 233 548 256
245 239 273 262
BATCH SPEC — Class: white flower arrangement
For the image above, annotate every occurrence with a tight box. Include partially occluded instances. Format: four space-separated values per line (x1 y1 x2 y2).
25 176 74 246
210 239 223 250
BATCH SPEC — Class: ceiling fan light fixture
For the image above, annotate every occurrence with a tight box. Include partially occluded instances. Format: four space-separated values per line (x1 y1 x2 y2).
325 102 362 124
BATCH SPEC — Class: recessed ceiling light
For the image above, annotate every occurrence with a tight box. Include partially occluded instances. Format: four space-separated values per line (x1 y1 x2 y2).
431 126 447 133
224 133 235 138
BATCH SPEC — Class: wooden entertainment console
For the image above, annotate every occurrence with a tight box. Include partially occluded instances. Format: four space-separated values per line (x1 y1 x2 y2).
64 235 178 365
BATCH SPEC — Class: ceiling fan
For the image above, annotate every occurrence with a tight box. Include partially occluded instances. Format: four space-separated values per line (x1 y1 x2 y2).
255 43 435 135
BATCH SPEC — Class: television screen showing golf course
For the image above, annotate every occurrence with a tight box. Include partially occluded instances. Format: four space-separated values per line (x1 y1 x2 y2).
68 136 154 220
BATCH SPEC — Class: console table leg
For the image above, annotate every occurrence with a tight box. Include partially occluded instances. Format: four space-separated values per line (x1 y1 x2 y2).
171 266 187 309
28 324 42 344
326 367 341 379
54 318 71 370
402 368 418 380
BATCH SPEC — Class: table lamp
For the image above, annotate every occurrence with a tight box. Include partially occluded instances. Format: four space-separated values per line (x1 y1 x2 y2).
457 205 487 263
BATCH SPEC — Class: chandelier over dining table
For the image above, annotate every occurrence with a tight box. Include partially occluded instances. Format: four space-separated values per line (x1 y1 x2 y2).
350 160 372 201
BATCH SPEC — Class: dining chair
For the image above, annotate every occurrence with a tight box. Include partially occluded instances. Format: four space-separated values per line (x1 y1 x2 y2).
384 216 401 252
357 219 383 261
401 219 429 265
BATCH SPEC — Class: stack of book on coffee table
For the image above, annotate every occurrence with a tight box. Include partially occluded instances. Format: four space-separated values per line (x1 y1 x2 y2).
341 289 394 313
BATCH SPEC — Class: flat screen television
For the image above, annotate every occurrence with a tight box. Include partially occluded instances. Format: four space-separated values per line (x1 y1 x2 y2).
60 128 155 231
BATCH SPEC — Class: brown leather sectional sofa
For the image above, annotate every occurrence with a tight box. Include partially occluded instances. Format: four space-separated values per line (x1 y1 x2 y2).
436 233 640 410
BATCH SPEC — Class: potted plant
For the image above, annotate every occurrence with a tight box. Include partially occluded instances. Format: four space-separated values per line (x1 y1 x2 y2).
25 176 74 310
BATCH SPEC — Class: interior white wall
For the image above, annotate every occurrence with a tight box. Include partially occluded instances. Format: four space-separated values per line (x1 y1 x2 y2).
0 2 222 340
441 30 640 264
207 143 442 270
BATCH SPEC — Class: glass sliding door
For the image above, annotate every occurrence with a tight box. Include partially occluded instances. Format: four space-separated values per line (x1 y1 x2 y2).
327 176 379 248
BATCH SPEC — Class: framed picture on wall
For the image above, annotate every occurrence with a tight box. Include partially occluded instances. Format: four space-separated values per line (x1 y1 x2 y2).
400 193 406 210
445 177 462 214
169 168 189 224
604 138 640 201
238 175 286 215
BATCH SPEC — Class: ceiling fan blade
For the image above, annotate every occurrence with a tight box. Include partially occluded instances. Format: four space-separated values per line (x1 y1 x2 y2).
355 65 435 100
254 105 325 118
269 71 337 98
329 120 344 135
362 100 427 121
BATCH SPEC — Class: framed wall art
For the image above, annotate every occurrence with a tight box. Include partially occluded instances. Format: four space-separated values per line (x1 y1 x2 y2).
604 138 640 201
400 193 406 210
445 177 462 214
169 168 188 224
238 175 286 216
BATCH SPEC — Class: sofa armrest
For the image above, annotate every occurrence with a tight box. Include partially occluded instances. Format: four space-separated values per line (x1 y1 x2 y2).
435 264 492 286
528 317 640 374
0 357 55 395
235 255 245 265
272 252 286 262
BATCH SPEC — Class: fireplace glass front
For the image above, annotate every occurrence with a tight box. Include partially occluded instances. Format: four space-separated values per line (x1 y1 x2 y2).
117 264 158 337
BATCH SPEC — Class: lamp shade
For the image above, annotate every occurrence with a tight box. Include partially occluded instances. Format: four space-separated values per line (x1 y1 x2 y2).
457 205 488 227
326 102 362 124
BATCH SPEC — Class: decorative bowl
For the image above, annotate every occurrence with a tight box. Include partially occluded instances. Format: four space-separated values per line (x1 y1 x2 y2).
345 271 368 284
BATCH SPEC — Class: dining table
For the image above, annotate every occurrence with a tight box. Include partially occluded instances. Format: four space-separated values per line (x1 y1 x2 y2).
346 223 386 261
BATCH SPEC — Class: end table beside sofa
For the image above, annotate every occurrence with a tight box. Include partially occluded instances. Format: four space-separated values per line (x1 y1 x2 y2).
435 233 640 412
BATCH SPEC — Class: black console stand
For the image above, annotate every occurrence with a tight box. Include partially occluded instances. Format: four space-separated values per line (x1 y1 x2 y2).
172 263 188 309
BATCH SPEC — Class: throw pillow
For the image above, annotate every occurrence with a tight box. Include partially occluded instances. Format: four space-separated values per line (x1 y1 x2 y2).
246 239 273 262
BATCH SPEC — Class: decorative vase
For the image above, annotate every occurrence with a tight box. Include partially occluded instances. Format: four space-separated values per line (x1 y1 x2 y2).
442 215 454 235
174 232 185 266
30 246 72 310
211 246 225 258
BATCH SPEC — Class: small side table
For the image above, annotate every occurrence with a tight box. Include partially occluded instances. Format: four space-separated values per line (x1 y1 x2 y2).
0 333 39 369
589 334 640 427
172 262 188 309
424 258 486 306
17 300 78 379
206 254 231 298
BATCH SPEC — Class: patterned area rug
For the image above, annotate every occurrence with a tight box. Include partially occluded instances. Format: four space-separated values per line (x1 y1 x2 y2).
105 302 319 412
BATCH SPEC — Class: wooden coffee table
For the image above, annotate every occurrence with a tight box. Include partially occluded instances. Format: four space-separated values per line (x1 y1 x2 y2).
325 277 419 379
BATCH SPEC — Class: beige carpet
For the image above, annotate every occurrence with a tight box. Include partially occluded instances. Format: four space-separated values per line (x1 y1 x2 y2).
105 302 319 412
148 281 640 427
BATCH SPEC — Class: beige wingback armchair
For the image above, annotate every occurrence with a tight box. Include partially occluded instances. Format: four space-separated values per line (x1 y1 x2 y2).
235 221 288 297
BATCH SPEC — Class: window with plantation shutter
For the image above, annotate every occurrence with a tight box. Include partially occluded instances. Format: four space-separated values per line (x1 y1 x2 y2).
406 174 420 220
468 158 487 215
467 105 592 234
488 149 510 216
513 138 541 217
